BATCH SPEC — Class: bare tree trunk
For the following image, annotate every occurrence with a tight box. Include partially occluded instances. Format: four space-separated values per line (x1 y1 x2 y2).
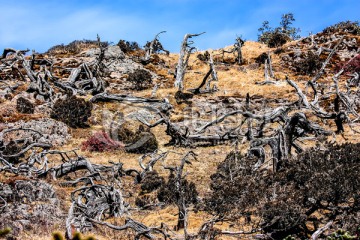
235 37 244 64
174 151 196 237
174 32 205 91
144 31 166 61
267 51 274 78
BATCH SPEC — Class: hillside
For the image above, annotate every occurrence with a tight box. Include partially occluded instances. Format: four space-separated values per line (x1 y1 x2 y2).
0 22 359 240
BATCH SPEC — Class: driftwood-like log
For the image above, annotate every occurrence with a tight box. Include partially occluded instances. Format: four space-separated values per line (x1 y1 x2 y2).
88 218 168 239
91 92 162 103
39 157 96 179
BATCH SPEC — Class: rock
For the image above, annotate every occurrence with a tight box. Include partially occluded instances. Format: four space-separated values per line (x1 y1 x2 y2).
104 45 125 60
125 131 158 154
6 118 71 146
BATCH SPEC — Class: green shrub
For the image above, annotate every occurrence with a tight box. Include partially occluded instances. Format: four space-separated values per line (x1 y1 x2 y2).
50 96 92 128
258 13 300 47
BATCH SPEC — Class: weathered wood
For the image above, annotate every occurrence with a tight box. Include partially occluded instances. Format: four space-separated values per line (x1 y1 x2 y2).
88 218 168 239
174 32 205 91
286 78 310 108
195 106 291 134
91 92 162 103
267 51 274 78
40 158 96 179
255 54 276 85
144 31 167 62
235 37 244 64
1 142 52 158
191 53 218 94
311 221 333 240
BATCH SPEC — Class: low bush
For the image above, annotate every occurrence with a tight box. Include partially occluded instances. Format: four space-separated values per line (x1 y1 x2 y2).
266 31 291 48
125 131 158 154
197 51 210 62
140 170 165 193
16 97 34 114
50 96 92 128
255 52 269 64
295 51 322 75
157 172 198 205
47 39 109 55
205 143 360 238
323 21 360 35
336 54 360 74
2 140 23 163
126 69 153 90
117 40 141 53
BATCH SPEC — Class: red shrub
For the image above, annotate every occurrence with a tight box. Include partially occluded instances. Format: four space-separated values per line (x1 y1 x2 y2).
81 131 124 152
336 54 360 74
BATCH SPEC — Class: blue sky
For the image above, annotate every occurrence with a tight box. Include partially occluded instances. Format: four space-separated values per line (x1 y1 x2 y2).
0 0 359 53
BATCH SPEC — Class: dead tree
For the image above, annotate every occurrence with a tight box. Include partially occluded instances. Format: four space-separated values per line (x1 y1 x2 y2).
287 74 357 134
162 151 197 237
1 48 56 101
55 35 106 95
143 31 168 63
234 37 245 64
219 37 245 64
190 52 218 94
256 52 277 85
66 181 128 239
174 32 205 91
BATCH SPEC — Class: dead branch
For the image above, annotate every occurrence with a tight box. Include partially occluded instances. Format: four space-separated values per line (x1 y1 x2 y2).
91 92 163 103
311 221 333 240
286 78 310 108
66 181 127 239
88 218 169 240
195 106 291 134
